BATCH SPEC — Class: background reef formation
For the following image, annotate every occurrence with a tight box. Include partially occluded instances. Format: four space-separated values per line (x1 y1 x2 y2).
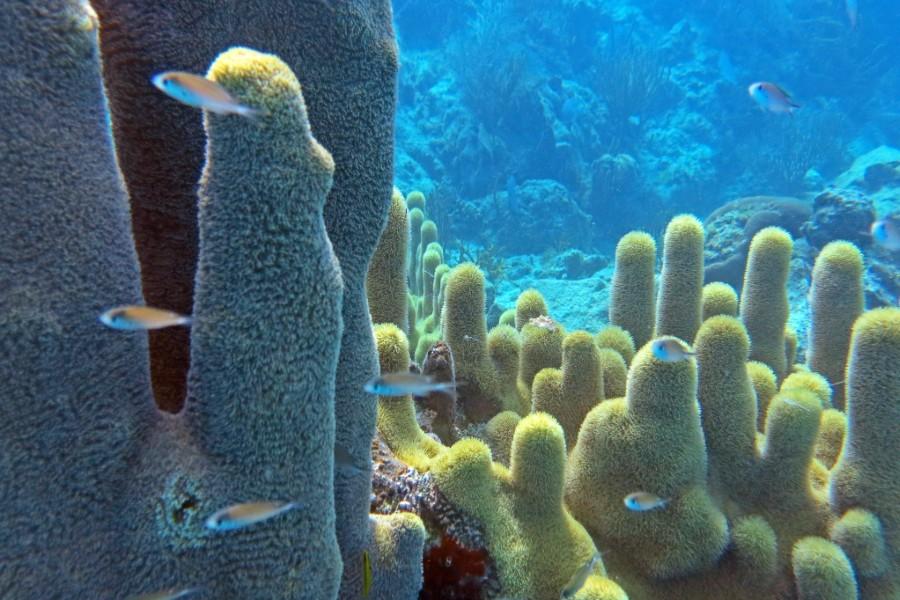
369 189 899 599
0 2 424 599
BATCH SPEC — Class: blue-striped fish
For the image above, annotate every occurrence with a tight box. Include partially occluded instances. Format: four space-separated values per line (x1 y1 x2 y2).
100 305 191 331
152 71 265 118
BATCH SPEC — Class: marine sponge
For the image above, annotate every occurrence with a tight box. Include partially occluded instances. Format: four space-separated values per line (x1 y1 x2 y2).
499 307 517 328
609 231 656 349
442 263 501 423
655 215 705 345
806 241 864 410
830 308 900 599
739 227 793 380
565 338 729 579
595 325 636 365
515 288 549 330
367 190 409 331
431 415 626 599
701 282 738 321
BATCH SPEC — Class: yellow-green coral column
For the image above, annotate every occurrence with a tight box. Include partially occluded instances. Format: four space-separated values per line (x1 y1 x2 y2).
702 282 738 321
532 331 603 450
739 227 793 381
830 308 900 600
442 263 501 423
565 337 729 579
806 241 864 410
373 324 444 472
367 190 409 332
694 316 759 502
655 216 705 345
515 288 549 330
431 415 627 599
609 232 657 349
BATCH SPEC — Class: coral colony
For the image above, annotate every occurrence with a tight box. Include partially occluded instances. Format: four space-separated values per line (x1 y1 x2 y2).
1 2 898 600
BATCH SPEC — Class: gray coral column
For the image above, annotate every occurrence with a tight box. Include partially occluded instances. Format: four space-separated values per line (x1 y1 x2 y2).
0 0 154 595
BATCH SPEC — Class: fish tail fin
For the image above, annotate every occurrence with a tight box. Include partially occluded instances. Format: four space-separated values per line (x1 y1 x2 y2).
237 104 268 120
180 316 194 327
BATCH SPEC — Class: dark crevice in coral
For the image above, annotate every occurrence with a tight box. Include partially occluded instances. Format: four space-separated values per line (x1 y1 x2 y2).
92 1 208 413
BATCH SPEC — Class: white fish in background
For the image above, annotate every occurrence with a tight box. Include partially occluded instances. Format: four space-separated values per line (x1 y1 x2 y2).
748 82 800 115
152 71 265 118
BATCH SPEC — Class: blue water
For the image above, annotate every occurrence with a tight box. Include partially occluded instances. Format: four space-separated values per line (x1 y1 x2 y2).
391 0 900 332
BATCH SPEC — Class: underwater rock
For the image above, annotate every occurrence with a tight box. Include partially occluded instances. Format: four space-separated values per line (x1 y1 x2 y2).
704 195 811 290
802 190 874 250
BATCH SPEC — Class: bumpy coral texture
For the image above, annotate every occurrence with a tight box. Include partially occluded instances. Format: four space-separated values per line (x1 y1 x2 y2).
442 263 501 423
739 227 793 380
609 232 656 349
88 4 408 596
655 215 704 345
805 241 864 410
368 191 410 332
1 38 350 597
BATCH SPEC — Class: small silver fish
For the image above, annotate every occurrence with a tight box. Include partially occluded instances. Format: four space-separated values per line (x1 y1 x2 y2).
205 501 299 532
624 491 668 512
152 71 264 118
335 443 368 474
130 587 204 600
463 334 480 343
748 82 800 115
871 219 900 250
100 305 191 331
650 338 695 362
364 372 456 397
560 551 602 599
